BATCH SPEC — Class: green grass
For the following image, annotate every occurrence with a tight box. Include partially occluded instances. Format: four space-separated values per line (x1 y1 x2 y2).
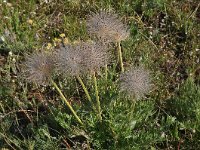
0 0 200 149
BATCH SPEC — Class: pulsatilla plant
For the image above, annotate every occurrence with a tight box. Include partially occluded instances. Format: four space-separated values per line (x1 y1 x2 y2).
81 42 110 121
23 51 83 125
55 44 85 76
22 41 111 124
55 41 110 75
23 52 54 86
86 10 130 72
22 10 152 127
55 41 110 121
119 66 151 100
86 10 129 43
81 41 110 73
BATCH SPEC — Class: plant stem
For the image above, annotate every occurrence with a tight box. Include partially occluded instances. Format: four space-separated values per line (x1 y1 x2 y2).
128 100 136 122
51 79 83 125
117 41 124 72
93 72 102 122
76 76 92 103
105 64 108 81
76 75 96 112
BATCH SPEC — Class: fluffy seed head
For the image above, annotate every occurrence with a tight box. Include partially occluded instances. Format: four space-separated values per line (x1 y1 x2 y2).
23 52 54 85
81 41 110 72
55 41 110 76
86 10 130 43
119 67 151 100
55 44 85 76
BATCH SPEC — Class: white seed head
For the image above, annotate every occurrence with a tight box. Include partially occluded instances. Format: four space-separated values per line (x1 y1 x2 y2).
23 52 54 85
55 44 85 76
120 66 151 100
86 10 130 43
55 41 110 76
81 41 110 72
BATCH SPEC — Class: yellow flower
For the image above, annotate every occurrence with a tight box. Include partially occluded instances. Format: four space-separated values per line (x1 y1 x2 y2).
54 38 62 42
63 37 69 45
27 19 33 25
46 43 52 50
53 38 62 46
59 33 65 38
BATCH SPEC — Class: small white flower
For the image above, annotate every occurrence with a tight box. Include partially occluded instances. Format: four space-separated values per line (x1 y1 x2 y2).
9 51 13 56
0 36 5 42
12 58 16 62
161 132 166 138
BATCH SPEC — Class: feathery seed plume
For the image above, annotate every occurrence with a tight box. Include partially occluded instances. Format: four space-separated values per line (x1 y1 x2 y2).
55 44 85 76
86 10 129 42
55 41 110 76
81 41 110 72
119 66 151 99
23 52 54 85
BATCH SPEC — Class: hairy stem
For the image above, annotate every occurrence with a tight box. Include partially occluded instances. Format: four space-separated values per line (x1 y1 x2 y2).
51 79 83 125
76 76 96 112
117 41 124 72
93 72 102 122
76 76 92 103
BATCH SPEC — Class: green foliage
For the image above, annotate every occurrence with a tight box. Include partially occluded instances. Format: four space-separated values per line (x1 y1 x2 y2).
167 78 200 126
32 125 60 150
0 0 200 149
